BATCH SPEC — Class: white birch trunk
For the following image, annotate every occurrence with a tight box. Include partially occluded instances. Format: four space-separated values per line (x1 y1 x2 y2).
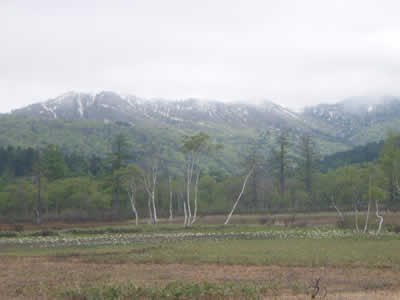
144 177 152 220
375 199 384 235
331 195 344 222
225 168 254 225
144 174 154 223
364 174 372 233
168 176 173 222
151 167 158 224
147 196 153 222
143 166 158 224
129 194 138 226
185 152 194 226
183 200 188 226
191 169 200 225
127 183 139 225
364 199 371 233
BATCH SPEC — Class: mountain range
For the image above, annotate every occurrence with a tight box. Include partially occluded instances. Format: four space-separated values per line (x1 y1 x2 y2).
2 91 400 172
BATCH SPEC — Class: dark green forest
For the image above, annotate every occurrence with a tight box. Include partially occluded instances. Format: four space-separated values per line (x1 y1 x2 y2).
1 122 400 223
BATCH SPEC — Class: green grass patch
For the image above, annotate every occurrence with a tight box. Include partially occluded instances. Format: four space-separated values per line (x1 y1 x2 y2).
60 280 280 300
91 238 400 268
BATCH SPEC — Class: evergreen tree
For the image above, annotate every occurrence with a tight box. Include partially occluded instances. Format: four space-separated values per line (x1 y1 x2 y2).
269 131 290 200
108 134 131 216
380 132 400 209
298 135 319 205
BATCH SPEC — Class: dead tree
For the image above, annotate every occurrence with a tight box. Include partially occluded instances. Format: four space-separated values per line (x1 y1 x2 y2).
182 133 221 226
191 169 200 225
124 180 139 225
375 199 384 235
225 166 254 225
330 195 344 223
143 165 158 224
363 173 372 233
119 166 143 225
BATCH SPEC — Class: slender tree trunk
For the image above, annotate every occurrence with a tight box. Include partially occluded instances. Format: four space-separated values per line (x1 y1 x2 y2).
375 199 384 235
144 168 157 224
354 202 360 232
129 195 138 225
331 195 344 222
151 167 158 224
168 176 173 222
225 168 254 225
185 155 193 226
127 182 138 226
133 204 138 225
280 148 285 200
147 195 153 222
191 169 200 225
183 201 188 226
36 150 42 225
151 189 157 224
364 200 371 233
364 175 372 233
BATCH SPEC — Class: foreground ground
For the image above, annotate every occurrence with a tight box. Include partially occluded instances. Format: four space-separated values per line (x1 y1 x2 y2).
1 220 400 299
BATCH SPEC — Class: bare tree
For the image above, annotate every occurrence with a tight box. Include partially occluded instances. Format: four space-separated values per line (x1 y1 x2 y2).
225 149 257 225
142 142 162 225
191 169 200 224
363 173 372 233
182 132 222 226
330 195 344 223
120 166 143 225
183 200 188 226
375 198 384 235
143 165 158 224
124 179 139 225
225 166 254 225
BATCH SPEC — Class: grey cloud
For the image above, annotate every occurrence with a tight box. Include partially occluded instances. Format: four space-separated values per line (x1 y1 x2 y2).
1 0 400 112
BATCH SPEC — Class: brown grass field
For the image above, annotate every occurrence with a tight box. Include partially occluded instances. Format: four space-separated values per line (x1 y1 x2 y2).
1 214 400 299
1 256 400 299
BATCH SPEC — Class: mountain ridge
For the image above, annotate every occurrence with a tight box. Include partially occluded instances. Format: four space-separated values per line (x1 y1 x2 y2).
5 91 400 158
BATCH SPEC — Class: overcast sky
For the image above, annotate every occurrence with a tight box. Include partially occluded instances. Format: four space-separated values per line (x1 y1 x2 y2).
1 0 400 112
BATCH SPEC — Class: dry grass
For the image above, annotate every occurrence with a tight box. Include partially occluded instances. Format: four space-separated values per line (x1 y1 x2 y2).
276 291 400 299
1 256 400 299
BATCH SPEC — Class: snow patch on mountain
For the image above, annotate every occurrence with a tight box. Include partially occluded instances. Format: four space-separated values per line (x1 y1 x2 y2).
76 94 84 117
41 103 57 119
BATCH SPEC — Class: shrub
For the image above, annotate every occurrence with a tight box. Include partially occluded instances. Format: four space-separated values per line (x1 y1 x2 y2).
28 230 59 237
0 231 18 238
386 224 400 233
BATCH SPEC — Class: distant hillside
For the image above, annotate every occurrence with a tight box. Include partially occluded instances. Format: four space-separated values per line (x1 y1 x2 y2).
319 140 384 172
3 91 400 171
303 95 400 145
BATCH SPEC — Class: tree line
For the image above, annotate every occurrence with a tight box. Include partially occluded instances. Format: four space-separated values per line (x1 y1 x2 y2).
0 130 399 224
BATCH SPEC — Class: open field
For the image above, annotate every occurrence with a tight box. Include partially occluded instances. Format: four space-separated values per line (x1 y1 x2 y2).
2 211 400 231
1 220 400 299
